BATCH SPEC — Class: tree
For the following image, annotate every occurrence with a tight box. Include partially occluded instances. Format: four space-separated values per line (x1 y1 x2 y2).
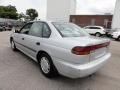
0 5 18 19
18 12 26 21
26 9 38 21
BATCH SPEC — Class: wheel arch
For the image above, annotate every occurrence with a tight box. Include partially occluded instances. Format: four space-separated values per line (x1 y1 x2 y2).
118 35 120 38
95 32 101 36
36 50 51 63
117 35 120 40
95 32 101 34
36 50 59 77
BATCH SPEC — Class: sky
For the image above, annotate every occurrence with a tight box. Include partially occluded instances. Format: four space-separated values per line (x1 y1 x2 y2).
0 0 116 19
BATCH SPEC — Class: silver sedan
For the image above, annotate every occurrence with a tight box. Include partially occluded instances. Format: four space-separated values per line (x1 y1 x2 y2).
10 20 111 78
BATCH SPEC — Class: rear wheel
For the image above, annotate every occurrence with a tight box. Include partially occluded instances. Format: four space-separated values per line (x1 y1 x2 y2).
38 53 58 78
95 32 101 37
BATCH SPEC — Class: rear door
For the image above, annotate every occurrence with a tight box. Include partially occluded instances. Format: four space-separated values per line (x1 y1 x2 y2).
84 26 94 34
86 26 101 34
90 27 101 34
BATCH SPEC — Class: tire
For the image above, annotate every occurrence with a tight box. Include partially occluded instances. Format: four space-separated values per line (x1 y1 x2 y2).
11 39 17 51
3 28 6 31
116 36 120 41
95 32 101 37
38 53 58 78
0 29 2 32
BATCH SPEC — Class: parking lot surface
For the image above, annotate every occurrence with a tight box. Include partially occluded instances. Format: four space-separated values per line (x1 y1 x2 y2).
0 31 120 90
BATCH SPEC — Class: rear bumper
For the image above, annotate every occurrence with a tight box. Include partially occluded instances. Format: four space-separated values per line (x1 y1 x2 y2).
52 53 111 78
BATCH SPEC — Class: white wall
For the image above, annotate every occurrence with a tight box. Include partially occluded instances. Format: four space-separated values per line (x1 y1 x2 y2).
112 0 120 29
47 0 76 21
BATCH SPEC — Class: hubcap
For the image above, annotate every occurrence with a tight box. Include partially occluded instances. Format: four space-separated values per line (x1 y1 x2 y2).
118 37 120 41
96 33 100 37
40 57 50 74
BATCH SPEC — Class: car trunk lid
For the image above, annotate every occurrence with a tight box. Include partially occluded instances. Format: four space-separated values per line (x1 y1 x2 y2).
68 36 110 62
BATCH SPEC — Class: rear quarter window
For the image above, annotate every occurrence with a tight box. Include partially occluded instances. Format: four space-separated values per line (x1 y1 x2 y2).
89 27 101 29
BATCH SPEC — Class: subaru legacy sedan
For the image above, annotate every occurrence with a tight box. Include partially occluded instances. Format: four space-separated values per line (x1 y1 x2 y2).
10 20 111 78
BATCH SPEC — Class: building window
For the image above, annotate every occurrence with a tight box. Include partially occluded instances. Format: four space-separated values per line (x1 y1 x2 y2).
71 18 76 23
91 19 95 25
104 19 108 26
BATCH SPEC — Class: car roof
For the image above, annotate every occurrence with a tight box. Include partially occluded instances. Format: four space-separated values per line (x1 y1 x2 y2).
28 20 70 23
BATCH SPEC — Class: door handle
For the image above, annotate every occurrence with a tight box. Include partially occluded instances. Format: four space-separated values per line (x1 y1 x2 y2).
36 42 40 45
22 38 24 40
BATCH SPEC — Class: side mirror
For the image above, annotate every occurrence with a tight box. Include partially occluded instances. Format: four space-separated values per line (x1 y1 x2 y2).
12 27 20 33
15 29 20 33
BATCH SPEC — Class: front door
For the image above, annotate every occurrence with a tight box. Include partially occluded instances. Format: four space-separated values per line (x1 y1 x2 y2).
14 23 33 52
22 22 51 61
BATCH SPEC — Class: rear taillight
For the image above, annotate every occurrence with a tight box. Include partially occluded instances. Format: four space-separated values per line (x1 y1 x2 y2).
72 46 91 55
72 42 110 55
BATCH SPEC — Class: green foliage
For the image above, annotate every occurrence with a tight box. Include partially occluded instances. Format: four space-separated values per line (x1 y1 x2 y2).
18 13 25 19
0 5 39 21
26 9 38 20
0 5 18 19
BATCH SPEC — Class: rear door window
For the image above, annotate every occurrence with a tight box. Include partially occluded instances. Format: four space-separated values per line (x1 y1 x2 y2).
42 23 51 38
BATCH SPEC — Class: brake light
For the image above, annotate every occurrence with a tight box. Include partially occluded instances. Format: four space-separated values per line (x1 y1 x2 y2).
72 42 110 55
72 46 91 55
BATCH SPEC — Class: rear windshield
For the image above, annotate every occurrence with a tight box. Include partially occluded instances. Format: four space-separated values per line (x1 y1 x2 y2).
52 22 89 37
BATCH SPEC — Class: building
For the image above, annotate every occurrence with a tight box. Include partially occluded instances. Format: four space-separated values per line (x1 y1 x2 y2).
47 0 76 21
112 0 120 30
70 15 113 28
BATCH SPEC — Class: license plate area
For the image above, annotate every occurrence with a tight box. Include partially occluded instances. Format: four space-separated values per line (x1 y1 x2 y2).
90 47 108 61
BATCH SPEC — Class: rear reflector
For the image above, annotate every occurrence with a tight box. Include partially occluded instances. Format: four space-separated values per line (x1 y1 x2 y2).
72 42 110 55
